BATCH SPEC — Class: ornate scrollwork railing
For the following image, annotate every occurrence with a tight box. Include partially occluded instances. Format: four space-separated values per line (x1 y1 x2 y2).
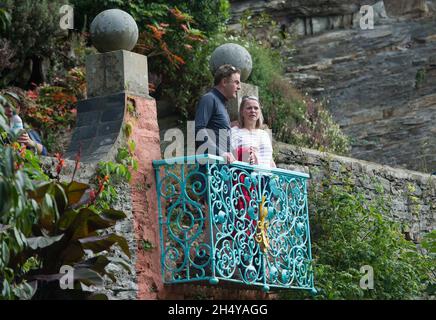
153 154 316 293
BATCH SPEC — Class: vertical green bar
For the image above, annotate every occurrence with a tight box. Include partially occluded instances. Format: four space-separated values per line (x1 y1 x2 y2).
303 177 317 294
207 158 219 285
154 163 166 283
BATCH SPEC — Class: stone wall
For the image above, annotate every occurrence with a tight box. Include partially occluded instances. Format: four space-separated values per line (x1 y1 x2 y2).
274 142 436 242
229 0 436 173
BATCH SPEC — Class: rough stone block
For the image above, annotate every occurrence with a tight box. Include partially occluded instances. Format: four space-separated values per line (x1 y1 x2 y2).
66 93 125 162
86 50 148 98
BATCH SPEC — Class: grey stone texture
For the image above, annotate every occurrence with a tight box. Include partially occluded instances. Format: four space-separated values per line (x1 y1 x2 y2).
90 9 139 53
228 0 436 172
210 43 253 82
274 142 436 242
66 92 126 163
86 50 149 98
285 18 436 172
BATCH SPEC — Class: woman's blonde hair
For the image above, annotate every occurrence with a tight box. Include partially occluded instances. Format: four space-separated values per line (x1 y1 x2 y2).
238 95 264 129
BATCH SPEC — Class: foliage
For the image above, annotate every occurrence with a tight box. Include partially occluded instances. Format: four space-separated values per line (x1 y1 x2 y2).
0 39 17 83
93 143 138 210
71 1 228 75
2 67 85 154
71 0 229 36
421 230 436 295
0 102 130 300
0 7 11 33
0 0 71 88
282 174 433 300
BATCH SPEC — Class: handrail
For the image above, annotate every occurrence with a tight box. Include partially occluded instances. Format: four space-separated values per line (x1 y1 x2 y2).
152 154 310 179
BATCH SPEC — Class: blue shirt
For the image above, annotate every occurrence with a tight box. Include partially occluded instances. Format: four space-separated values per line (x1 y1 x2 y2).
195 88 231 156
28 130 47 156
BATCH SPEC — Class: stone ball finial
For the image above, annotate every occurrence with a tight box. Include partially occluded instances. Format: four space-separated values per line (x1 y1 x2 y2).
209 43 253 82
90 9 139 53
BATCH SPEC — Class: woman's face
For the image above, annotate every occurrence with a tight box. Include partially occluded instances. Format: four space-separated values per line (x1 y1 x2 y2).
242 99 260 125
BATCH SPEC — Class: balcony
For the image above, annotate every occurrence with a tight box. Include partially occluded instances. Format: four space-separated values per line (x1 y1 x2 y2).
153 154 316 293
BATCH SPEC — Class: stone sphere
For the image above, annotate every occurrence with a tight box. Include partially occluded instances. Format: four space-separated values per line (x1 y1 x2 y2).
210 43 253 82
90 9 138 53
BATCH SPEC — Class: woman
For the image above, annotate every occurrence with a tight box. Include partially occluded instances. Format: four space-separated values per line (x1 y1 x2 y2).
230 95 276 278
231 95 276 168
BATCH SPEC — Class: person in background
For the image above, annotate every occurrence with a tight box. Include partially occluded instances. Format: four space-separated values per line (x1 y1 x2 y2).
3 100 47 155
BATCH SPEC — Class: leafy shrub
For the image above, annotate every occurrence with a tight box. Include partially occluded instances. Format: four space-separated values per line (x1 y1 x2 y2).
0 0 71 88
71 1 228 81
0 7 11 33
93 143 138 210
282 173 433 300
0 98 130 300
0 39 15 77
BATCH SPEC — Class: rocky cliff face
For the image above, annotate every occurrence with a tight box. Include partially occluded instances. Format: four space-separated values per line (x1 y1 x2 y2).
229 0 436 172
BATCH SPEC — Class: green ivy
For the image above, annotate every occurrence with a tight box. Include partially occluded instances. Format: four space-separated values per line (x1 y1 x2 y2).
0 101 131 300
93 144 138 210
282 175 433 300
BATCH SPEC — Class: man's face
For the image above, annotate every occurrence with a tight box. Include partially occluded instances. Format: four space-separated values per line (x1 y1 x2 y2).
222 73 241 100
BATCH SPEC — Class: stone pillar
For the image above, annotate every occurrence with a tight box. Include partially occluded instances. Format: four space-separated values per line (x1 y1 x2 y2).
85 50 149 98
228 82 259 122
66 50 149 163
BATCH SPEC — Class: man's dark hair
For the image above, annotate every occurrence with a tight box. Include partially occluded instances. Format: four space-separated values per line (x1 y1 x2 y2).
214 64 241 86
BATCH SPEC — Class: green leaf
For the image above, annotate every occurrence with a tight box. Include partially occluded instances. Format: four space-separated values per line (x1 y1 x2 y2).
64 181 89 205
1 242 10 265
2 279 11 298
53 183 68 213
29 182 52 203
100 209 126 221
74 268 104 286
0 224 11 233
12 281 37 300
75 255 110 274
59 242 85 265
58 210 79 231
13 227 26 250
26 234 64 250
79 234 131 258
88 293 109 300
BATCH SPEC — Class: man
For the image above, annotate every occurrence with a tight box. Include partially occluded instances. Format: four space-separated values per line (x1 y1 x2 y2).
195 64 241 163
191 65 242 276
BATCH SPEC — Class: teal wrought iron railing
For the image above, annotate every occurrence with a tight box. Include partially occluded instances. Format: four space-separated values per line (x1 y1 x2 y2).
153 154 316 293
